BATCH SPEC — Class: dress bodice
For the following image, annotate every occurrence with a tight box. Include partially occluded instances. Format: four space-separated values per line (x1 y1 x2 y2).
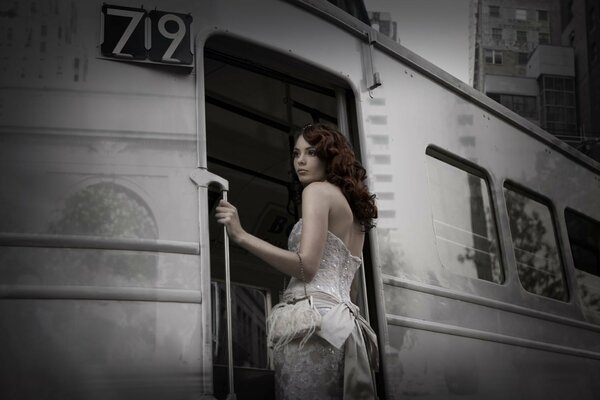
284 219 361 303
273 220 378 400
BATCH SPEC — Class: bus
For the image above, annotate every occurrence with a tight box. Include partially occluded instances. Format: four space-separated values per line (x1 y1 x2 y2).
1 0 599 398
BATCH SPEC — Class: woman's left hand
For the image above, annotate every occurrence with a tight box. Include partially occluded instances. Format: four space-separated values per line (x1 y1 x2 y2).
215 199 246 244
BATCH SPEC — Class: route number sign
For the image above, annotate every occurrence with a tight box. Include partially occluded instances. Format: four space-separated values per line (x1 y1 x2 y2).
101 5 193 66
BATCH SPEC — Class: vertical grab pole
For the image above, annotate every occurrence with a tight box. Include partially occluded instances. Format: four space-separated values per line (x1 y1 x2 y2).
222 190 237 400
189 169 230 398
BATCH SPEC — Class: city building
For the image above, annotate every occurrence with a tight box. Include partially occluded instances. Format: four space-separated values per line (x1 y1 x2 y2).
471 0 599 158
473 0 561 88
560 0 600 156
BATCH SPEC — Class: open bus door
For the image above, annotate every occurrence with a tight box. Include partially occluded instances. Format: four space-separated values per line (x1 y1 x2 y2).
198 35 382 400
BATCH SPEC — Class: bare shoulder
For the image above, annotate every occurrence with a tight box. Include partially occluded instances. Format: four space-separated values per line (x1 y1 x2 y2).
307 182 352 218
302 181 338 201
302 182 348 223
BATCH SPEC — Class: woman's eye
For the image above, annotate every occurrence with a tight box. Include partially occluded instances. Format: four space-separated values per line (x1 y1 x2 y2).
292 152 299 158
308 149 316 156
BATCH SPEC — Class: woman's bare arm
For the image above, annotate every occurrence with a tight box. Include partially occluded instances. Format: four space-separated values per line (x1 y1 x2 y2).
215 182 330 281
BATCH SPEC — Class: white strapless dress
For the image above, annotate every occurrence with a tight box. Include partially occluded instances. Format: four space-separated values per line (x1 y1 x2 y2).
272 219 367 400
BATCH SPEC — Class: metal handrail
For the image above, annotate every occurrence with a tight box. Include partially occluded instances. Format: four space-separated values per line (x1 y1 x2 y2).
222 190 237 400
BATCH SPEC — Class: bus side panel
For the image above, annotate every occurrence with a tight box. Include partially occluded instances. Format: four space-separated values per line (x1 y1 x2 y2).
386 323 600 399
381 284 600 398
0 1 207 397
363 36 600 398
0 300 203 399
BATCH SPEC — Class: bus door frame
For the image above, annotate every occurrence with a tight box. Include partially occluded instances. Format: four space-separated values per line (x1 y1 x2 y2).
190 31 379 399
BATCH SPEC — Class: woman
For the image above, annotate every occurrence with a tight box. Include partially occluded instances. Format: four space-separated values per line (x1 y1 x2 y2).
215 123 378 400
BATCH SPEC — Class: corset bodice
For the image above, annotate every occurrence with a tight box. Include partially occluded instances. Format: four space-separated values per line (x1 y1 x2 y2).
284 219 361 303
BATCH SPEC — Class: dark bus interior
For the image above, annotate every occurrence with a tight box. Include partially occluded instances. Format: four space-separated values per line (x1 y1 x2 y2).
203 35 377 399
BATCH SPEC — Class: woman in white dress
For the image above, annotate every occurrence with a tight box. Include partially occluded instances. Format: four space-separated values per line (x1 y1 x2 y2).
216 123 378 400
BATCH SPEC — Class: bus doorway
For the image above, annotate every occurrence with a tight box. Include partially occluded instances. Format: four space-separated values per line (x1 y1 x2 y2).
203 35 370 400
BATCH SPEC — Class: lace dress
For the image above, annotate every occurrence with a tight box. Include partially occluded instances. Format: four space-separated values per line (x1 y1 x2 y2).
271 219 373 400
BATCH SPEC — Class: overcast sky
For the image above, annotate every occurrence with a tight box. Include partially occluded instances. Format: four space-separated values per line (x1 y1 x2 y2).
364 0 472 84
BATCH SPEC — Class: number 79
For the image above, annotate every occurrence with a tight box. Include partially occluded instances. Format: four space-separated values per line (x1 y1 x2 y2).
101 5 193 65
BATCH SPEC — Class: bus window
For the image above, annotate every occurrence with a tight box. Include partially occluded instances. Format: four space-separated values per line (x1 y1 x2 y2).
565 208 600 277
504 185 568 301
425 151 504 284
211 281 269 369
564 208 600 318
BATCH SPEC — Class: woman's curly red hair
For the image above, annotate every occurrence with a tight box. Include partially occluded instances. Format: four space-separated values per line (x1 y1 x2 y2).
298 123 377 231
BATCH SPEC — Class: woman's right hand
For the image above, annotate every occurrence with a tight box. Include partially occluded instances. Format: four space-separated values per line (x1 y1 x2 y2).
215 199 246 244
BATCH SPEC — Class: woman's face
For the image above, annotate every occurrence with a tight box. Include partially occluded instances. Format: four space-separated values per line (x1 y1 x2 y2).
293 135 326 186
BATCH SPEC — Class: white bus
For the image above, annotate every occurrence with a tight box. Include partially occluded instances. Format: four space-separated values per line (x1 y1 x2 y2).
1 0 599 399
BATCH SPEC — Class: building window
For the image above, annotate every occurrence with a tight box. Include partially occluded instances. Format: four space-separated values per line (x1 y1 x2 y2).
544 76 575 91
492 28 502 41
537 10 548 21
518 52 529 65
539 32 550 45
511 96 537 118
516 8 528 20
547 106 576 122
541 75 577 136
489 5 500 17
484 49 503 64
425 151 504 284
517 30 528 44
488 93 537 119
545 90 575 106
504 185 568 301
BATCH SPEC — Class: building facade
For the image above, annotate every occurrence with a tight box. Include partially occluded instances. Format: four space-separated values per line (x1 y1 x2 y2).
473 0 561 88
561 0 600 152
471 0 593 153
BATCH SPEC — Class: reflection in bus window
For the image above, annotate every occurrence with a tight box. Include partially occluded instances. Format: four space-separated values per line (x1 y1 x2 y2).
504 187 568 301
211 281 268 369
425 153 503 283
47 182 159 282
49 182 158 239
565 209 600 318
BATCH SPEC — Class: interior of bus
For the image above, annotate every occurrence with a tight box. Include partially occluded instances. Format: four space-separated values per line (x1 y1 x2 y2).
203 35 375 399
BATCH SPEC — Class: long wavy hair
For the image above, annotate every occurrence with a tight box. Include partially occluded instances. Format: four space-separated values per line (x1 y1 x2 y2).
295 123 377 231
